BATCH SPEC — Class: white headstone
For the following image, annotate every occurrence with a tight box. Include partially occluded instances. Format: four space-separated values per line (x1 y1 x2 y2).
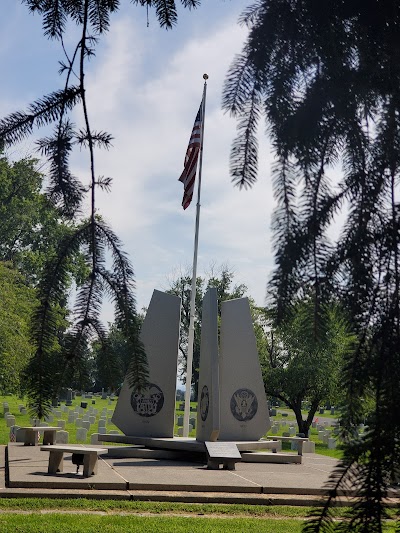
328 438 337 449
302 440 316 453
57 420 66 429
6 416 15 427
196 288 220 443
112 290 181 438
91 433 102 445
76 428 87 442
81 421 90 430
98 419 106 428
218 297 271 441
56 430 69 444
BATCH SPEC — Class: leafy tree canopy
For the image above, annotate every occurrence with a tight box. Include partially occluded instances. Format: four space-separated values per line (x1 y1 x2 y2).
0 262 37 394
261 297 355 437
167 265 247 399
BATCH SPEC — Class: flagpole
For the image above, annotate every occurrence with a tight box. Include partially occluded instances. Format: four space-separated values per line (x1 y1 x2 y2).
183 74 208 438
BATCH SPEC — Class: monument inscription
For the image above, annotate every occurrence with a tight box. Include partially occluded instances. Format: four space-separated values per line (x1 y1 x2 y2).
130 383 164 417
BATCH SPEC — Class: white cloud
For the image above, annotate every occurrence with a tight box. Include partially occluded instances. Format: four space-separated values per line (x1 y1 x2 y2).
69 7 277 314
1 2 277 318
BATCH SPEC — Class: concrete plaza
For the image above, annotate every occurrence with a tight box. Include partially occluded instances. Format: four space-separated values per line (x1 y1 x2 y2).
2 443 399 506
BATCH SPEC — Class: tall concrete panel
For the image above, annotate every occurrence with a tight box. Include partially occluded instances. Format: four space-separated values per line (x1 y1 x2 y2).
218 297 271 441
112 290 181 437
196 288 220 442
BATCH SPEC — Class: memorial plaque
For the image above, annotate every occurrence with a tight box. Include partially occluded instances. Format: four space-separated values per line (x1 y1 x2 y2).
205 441 241 460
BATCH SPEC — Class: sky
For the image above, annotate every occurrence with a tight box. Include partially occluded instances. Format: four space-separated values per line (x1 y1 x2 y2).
0 0 277 319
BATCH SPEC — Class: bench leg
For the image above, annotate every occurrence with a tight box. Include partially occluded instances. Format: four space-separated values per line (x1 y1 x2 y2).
223 461 236 470
48 451 64 474
24 431 38 446
83 454 98 477
207 459 220 470
43 430 56 445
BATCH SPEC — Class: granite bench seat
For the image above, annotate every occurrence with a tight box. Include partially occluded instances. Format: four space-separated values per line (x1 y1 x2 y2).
40 445 106 477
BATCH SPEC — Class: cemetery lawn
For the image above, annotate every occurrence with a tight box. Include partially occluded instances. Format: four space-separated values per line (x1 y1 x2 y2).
1 394 343 458
0 394 121 445
0 500 397 532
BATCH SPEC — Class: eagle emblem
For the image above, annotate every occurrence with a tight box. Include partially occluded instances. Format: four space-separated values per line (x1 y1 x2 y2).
230 388 258 421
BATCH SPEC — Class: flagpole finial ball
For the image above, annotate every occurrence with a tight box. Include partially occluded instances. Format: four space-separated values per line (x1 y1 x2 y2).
203 73 209 80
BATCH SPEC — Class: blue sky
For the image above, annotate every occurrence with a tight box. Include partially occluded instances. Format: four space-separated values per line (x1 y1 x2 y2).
0 1 277 318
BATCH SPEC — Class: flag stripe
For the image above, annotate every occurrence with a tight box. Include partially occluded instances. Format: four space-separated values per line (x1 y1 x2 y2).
179 102 203 210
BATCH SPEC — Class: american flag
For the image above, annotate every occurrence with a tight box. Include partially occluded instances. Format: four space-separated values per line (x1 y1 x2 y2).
179 101 203 210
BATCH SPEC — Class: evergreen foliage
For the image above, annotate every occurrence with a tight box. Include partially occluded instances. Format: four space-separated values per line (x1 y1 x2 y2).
223 1 400 530
0 0 202 417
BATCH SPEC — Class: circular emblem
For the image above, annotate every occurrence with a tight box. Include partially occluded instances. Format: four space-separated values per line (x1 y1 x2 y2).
130 383 164 417
200 385 209 421
230 388 258 421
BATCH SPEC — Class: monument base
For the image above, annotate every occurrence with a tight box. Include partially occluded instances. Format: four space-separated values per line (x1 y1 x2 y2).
98 435 304 464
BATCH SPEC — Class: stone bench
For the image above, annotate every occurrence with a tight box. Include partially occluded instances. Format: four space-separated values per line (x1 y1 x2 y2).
205 441 242 470
20 426 59 446
269 435 310 456
40 445 106 477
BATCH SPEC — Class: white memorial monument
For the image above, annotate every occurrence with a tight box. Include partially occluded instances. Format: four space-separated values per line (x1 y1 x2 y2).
112 290 181 438
218 297 271 441
196 288 220 442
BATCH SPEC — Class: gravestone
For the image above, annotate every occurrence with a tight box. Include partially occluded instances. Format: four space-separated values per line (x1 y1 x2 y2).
328 438 337 449
218 297 271 441
112 290 181 438
302 440 316 453
56 430 69 444
6 416 15 428
196 288 220 442
76 428 87 442
66 388 73 406
91 433 102 445
57 420 66 429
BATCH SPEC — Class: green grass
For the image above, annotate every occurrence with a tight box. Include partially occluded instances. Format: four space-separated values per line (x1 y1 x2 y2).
1 394 343 457
0 499 336 516
0 394 120 446
0 500 397 532
0 513 307 532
